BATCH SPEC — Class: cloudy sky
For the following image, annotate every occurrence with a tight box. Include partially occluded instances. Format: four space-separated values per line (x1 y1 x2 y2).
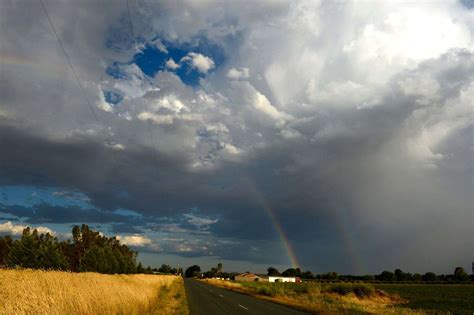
0 0 473 274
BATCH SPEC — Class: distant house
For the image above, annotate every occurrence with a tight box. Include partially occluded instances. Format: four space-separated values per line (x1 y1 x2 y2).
235 273 261 282
268 276 296 283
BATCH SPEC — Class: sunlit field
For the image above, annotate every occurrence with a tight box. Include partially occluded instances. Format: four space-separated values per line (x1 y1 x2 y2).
0 269 188 315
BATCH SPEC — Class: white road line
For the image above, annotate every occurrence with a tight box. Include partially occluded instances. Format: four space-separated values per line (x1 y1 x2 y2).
238 304 249 310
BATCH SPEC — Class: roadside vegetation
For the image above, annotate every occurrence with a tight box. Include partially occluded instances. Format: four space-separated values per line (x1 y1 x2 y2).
0 269 187 314
202 279 409 314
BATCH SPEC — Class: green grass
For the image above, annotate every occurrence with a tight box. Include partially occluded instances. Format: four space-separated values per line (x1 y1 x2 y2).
376 284 474 314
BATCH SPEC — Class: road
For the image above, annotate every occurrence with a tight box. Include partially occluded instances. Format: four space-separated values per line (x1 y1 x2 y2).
184 278 307 315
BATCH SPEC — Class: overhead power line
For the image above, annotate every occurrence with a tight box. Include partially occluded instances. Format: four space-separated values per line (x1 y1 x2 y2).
125 0 160 164
39 0 109 142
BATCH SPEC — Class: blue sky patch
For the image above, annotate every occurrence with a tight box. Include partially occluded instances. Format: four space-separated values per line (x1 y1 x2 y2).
134 37 225 86
0 185 93 209
104 91 123 105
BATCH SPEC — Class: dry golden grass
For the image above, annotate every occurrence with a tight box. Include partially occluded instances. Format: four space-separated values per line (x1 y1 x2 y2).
0 269 188 315
202 279 423 314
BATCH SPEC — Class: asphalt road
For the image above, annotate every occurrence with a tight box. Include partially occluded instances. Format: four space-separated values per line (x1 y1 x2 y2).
184 278 307 315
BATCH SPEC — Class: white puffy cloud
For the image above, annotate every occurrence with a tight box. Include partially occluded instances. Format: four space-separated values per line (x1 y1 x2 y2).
226 67 250 80
165 58 180 70
180 52 215 73
117 234 152 247
0 221 55 236
151 95 189 113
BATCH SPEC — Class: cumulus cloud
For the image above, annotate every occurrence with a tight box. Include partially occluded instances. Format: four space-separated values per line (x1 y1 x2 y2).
180 52 215 73
226 67 250 80
117 234 152 247
0 221 55 236
165 58 180 70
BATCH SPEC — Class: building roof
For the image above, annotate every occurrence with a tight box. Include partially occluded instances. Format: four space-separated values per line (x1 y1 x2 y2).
236 272 259 278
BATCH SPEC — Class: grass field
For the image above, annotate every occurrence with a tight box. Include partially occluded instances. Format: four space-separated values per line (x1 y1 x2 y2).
0 269 188 315
203 279 409 314
376 284 474 314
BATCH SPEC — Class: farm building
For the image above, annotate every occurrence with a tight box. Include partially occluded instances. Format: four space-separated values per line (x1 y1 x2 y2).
268 276 296 283
234 273 261 282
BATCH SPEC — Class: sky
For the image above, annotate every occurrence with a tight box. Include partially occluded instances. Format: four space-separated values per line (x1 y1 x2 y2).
0 0 473 275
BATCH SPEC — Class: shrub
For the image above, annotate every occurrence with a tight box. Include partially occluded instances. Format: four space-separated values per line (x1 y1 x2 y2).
324 283 375 298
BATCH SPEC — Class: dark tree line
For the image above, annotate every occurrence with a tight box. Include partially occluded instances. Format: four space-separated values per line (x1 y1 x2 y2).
262 266 472 282
374 268 471 282
0 224 142 274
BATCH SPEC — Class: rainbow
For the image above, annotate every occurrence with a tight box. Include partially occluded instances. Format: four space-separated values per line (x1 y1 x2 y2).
260 199 300 269
248 180 300 269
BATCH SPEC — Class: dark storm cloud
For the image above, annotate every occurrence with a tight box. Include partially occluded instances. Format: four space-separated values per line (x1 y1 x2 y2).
0 202 142 225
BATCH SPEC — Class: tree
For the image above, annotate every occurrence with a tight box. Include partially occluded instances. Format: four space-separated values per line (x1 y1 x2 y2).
217 262 223 273
185 265 201 278
394 269 403 281
69 224 138 274
300 270 315 279
394 268 412 281
7 228 68 270
412 273 422 281
158 264 174 274
454 267 469 281
267 267 280 276
0 236 13 265
282 268 301 277
378 271 396 282
422 272 437 282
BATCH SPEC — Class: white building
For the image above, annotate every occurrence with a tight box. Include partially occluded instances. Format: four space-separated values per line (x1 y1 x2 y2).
268 276 296 283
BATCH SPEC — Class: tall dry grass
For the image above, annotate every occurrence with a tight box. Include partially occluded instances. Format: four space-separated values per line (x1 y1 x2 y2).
0 269 187 315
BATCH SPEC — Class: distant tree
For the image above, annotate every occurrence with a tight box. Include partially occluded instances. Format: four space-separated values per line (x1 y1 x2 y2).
282 268 301 277
394 268 412 281
394 269 403 281
221 272 230 279
319 272 338 280
361 275 375 281
145 266 153 274
136 262 145 273
378 271 396 282
185 265 201 278
412 273 422 281
454 267 469 281
217 262 223 273
158 264 174 274
267 267 281 276
422 272 437 282
300 270 315 279
0 236 13 265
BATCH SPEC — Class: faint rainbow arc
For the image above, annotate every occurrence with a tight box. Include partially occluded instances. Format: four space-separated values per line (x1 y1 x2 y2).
248 181 300 269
